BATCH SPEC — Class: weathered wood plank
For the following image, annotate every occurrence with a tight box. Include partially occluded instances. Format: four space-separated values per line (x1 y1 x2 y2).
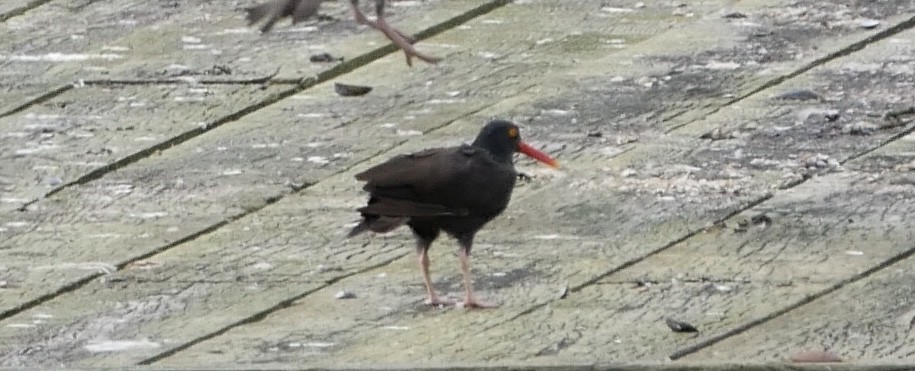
0 0 760 362
0 2 701 365
679 132 915 362
0 0 38 20
1 0 914 368
0 0 507 163
0 0 508 192
0 0 706 319
0 0 492 110
0 83 289 212
146 7 915 367
424 166 915 365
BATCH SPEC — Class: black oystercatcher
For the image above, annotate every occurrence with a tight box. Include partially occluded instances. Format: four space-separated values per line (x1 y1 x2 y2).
347 120 559 308
245 0 439 66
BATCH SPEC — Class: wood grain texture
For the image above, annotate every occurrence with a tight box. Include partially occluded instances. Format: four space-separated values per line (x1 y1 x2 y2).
1 0 914 368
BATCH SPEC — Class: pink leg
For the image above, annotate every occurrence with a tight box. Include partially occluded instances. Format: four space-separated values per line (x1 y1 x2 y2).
417 244 454 306
348 0 440 66
458 248 498 309
350 0 416 43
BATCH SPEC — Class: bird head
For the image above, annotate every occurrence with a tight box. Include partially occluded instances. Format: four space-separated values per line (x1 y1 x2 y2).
472 120 559 168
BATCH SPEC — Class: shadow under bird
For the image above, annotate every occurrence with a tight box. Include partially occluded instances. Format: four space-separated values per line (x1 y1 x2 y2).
347 120 559 308
245 0 440 66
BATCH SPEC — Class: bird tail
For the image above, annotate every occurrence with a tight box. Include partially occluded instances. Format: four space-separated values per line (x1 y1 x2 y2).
346 216 408 238
346 220 370 238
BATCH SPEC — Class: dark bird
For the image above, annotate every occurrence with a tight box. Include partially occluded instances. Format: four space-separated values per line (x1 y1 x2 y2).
245 0 440 66
347 120 559 308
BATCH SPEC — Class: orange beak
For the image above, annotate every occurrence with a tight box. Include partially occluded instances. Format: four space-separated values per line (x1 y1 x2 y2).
518 141 560 168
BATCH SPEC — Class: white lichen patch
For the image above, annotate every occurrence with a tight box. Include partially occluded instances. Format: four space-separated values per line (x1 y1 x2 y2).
84 339 161 353
1 53 124 62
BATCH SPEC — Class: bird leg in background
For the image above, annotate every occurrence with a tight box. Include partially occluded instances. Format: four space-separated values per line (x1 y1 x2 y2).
348 0 441 66
417 240 454 306
350 0 415 43
458 246 498 309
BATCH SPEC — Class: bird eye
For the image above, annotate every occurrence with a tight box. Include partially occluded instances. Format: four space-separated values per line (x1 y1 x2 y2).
507 127 518 138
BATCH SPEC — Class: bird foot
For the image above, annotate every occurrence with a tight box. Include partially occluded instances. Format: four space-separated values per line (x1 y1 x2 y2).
457 298 499 309
401 47 442 67
355 12 439 66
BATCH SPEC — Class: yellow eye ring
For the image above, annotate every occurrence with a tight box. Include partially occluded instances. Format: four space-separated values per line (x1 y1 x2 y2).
507 127 519 138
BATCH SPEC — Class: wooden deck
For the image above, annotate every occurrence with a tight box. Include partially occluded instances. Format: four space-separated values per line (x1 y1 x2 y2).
2 0 915 368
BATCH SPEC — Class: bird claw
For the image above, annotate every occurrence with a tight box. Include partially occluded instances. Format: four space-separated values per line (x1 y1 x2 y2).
517 172 533 182
354 8 439 66
404 50 441 67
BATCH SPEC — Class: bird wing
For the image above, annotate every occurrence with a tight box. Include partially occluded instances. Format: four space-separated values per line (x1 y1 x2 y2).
357 198 458 217
291 0 322 23
246 0 322 32
356 147 457 187
354 146 489 216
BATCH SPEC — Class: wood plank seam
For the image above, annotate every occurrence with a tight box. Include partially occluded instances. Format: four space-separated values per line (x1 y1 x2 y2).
0 180 313 322
257 12 915 359
470 194 774 336
75 14 915 364
0 84 72 119
441 14 915 344
2 3 911 365
664 12 915 134
133 96 511 364
134 251 413 365
487 109 915 362
0 0 53 22
0 95 502 344
669 237 915 360
7 0 514 210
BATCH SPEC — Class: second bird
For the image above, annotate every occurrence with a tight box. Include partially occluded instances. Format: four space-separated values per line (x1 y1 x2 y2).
246 0 439 66
348 120 559 309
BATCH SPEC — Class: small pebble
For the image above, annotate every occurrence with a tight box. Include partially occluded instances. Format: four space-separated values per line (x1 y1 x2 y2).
857 19 881 29
750 213 772 225
842 121 877 136
310 52 344 63
774 89 820 101
722 11 747 19
802 153 833 169
700 127 735 141
635 277 655 288
334 82 372 97
665 317 699 333
316 264 342 273
334 290 356 299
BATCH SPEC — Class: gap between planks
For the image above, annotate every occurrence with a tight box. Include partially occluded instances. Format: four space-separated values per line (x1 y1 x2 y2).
0 0 53 22
3 3 914 365
664 12 915 133
6 0 515 209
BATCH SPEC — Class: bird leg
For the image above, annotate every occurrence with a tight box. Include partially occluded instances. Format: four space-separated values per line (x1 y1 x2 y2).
350 0 415 43
458 246 498 309
416 241 453 306
348 0 440 66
